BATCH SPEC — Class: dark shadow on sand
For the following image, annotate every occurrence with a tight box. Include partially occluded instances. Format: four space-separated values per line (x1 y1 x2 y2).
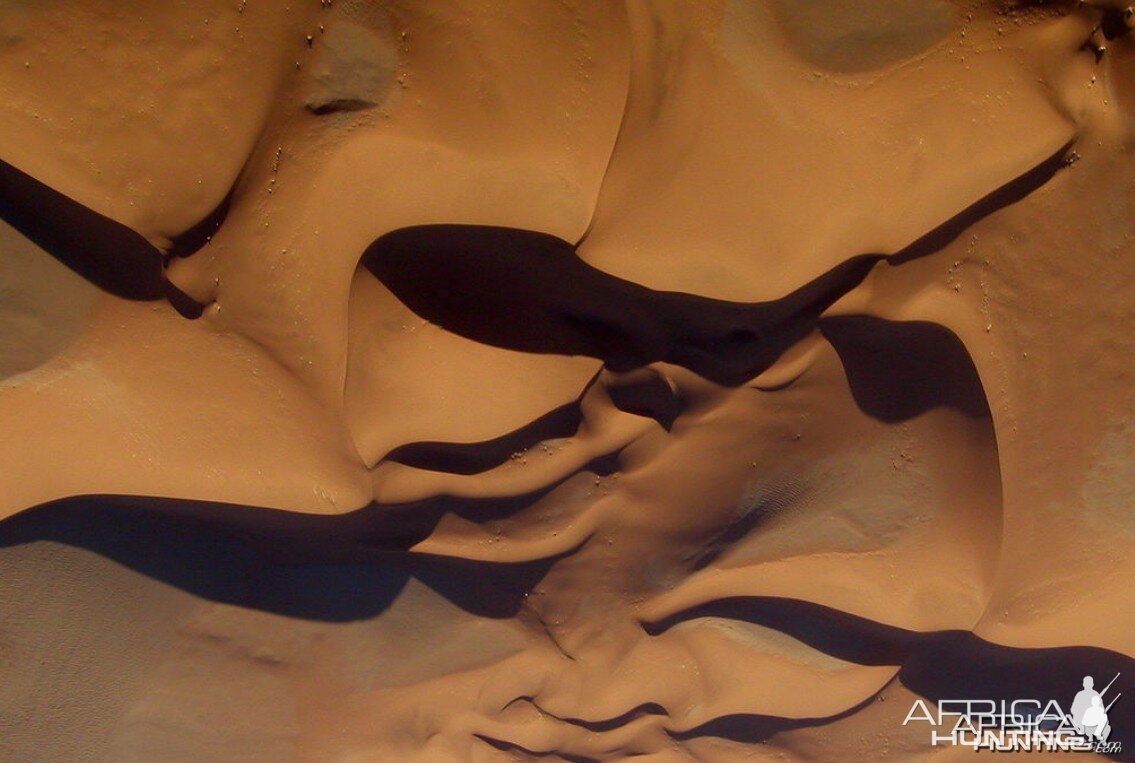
647 595 1135 758
362 223 883 387
0 156 229 317
820 316 992 423
358 142 1071 390
0 494 568 622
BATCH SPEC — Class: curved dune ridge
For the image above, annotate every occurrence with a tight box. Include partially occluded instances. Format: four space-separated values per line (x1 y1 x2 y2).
0 1 1134 761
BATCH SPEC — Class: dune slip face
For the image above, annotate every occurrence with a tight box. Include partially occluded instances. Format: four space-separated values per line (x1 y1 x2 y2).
1 1 1134 761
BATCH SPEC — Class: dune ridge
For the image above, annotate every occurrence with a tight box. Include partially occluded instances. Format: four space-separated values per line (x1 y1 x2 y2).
0 1 1133 761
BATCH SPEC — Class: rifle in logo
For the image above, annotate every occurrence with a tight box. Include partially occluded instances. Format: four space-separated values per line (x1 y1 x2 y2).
1071 673 1120 742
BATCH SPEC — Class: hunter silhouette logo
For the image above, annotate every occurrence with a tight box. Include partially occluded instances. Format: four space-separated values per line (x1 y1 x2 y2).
1071 674 1121 743
903 673 1123 754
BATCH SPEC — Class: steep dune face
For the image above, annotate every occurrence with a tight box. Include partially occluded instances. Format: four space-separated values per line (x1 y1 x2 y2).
1 1 1134 761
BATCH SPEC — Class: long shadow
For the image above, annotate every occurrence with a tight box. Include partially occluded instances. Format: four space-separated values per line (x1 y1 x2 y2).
0 156 222 316
643 595 919 664
0 157 163 299
363 223 883 387
359 143 1070 390
385 399 585 475
0 494 570 622
0 495 409 622
886 141 1072 266
383 365 683 476
645 595 1135 758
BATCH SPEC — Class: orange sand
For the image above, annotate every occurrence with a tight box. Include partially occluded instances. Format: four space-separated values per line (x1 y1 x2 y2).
0 1 1133 761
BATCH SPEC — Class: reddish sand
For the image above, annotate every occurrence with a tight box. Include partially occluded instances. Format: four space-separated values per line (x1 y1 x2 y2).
0 1 1133 761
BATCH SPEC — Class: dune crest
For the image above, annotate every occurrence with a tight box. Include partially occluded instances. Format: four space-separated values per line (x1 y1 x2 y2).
1 1 1134 761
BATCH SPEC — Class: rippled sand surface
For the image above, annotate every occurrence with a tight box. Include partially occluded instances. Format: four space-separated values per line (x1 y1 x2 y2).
1 1 1133 760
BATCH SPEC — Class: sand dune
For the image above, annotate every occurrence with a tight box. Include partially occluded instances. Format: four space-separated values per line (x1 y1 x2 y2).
1 1 1133 761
